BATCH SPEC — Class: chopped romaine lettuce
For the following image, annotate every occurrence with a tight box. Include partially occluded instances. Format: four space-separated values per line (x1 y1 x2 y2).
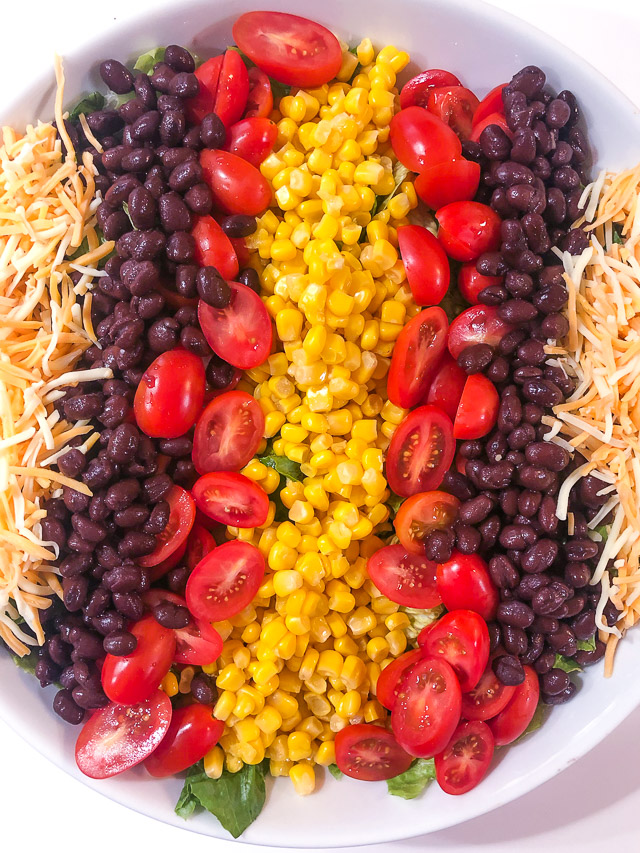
387 758 436 799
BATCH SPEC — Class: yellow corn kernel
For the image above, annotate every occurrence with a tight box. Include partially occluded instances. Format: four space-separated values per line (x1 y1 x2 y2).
216 664 245 692
275 308 304 342
326 409 352 435
233 646 252 670
269 690 299 719
327 583 356 614
275 185 302 211
314 213 340 241
271 239 297 262
316 649 344 679
385 612 411 632
387 192 411 220
290 763 315 796
289 500 315 524
307 148 333 175
235 719 261 743
354 160 385 185
366 636 390 663
203 745 224 779
273 570 304 597
268 541 298 571
338 690 362 719
356 38 375 65
347 606 377 637
160 671 179 698
350 419 377 443
214 690 237 721
386 629 408 656
326 612 348 638
287 730 313 761
334 635 359 657
264 411 287 439
299 648 320 682
363 698 385 723
341 655 366 690
242 460 269 481
315 740 336 767
297 552 325 587
256 705 283 735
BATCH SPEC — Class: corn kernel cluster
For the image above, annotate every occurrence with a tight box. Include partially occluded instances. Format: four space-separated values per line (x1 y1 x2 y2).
201 40 421 798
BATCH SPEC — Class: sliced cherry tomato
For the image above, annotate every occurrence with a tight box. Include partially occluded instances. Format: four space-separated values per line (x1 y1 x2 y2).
191 215 239 280
213 49 250 129
447 304 514 359
335 723 413 781
133 350 205 440
458 263 502 305
386 406 455 498
192 471 269 528
387 308 449 409
198 283 272 370
147 539 187 583
225 117 278 167
143 589 223 666
488 666 540 746
436 201 502 262
367 544 441 609
245 66 273 119
400 69 462 110
376 649 423 711
427 86 479 140
418 610 489 693
193 390 265 474
425 352 467 420
186 55 223 125
186 524 217 571
394 490 460 555
200 149 271 216
137 486 196 568
461 661 516 721
415 159 480 210
145 704 224 777
233 11 342 88
435 720 494 795
390 106 462 173
469 112 513 143
156 281 198 311
397 225 450 306
75 689 172 779
454 374 499 440
186 540 266 622
473 83 507 127
436 551 499 622
101 615 176 705
229 235 250 268
392 657 462 759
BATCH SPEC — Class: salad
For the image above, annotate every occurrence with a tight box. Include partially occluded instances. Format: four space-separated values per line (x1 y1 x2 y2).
0 7 636 838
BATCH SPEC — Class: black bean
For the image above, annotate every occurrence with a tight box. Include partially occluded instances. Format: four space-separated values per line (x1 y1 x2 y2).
525 442 570 472
489 555 520 590
459 494 494 525
136 291 165 319
200 113 226 148
53 689 85 724
169 158 202 192
92 610 125 636
121 147 155 173
508 66 545 98
112 591 144 621
476 252 509 276
73 683 109 710
537 495 559 534
165 44 196 73
424 528 455 563
184 182 213 214
181 325 211 356
63 576 89 611
480 124 511 160
153 601 190 629
575 641 606 667
167 565 190 594
497 600 535 628
100 59 134 94
454 524 481 554
114 505 150 528
221 214 257 238
118 531 156 558
565 562 592 590
478 285 507 305
159 191 192 232
103 630 137 656
498 328 527 355
486 356 510 383
143 473 172 502
499 524 538 550
107 423 140 463
457 343 494 374
504 271 533 298
503 625 529 656
150 62 175 93
493 654 525 686
541 668 570 696
158 436 192 457
191 673 215 704
142 500 170 535
564 539 599 561
510 128 537 164
441 470 475 501
166 230 195 263
148 316 180 352
197 266 232 308
71 514 107 543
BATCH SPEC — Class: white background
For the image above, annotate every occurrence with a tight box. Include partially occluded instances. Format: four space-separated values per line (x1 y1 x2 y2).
1 0 640 851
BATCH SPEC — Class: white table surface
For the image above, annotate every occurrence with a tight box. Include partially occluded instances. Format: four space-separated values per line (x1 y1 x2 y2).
1 0 639 850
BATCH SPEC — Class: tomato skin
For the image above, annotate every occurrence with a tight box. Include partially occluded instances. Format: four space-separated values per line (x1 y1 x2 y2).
386 406 456 498
245 67 273 119
435 720 494 795
425 352 467 420
186 524 217 571
145 704 224 778
143 589 223 666
193 390 265 474
198 282 272 370
186 55 223 125
192 471 269 528
436 551 499 622
461 661 516 721
392 657 462 759
147 539 187 583
418 610 490 693
469 112 513 143
200 150 271 217
394 491 460 555
214 49 250 129
415 159 480 210
101 615 176 705
376 649 423 711
233 11 342 87
397 225 450 306
367 544 441 609
387 307 449 409
75 690 172 780
447 305 514 359
436 201 502 262
473 83 507 127
191 215 239 280
488 666 540 745
400 69 462 110
138 486 196 569
134 350 205 440
390 107 462 173
454 374 499 440
225 117 278 167
186 540 266 622
335 723 413 781
458 263 502 305
427 86 480 140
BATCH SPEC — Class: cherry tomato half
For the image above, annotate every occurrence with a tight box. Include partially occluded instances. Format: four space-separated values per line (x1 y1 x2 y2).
488 666 540 746
245 67 274 119
436 551 499 622
75 690 172 779
186 55 223 125
147 539 187 583
447 304 514 359
134 350 205 440
186 540 266 622
138 486 196 568
101 614 176 705
387 307 449 409
200 149 271 217
457 263 502 305
198 282 272 370
418 610 489 692
435 720 494 795
394 490 460 555
143 589 223 667
390 106 462 173
186 50 249 128
400 69 462 110
414 159 480 210
392 657 462 759
376 649 423 711
436 201 501 262
427 86 480 140
225 117 278 167
469 112 512 144
454 373 499 440
192 390 265 474
425 352 467 421
233 11 342 88
186 523 217 571
191 215 239 281
385 406 456 498
397 225 450 306
335 723 413 781
367 544 441 609
145 704 224 778
192 471 269 528
461 661 516 721
472 83 507 127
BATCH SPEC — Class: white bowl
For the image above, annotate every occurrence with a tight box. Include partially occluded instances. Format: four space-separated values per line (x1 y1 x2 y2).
2 0 640 846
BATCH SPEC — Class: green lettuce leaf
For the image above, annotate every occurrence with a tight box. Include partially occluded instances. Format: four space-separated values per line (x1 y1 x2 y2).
401 605 445 642
387 758 436 799
259 439 303 482
594 523 609 543
68 92 106 122
553 654 582 674
328 764 343 779
612 225 624 244
11 648 38 676
577 634 597 652
386 491 405 519
134 47 166 75
374 161 412 216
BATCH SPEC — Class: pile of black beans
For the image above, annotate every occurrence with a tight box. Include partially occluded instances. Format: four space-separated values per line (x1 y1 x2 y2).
424 65 617 704
37 45 245 724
